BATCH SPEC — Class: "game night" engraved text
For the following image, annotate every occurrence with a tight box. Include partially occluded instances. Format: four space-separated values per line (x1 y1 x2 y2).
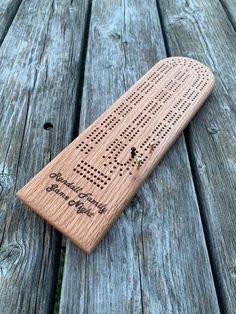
45 172 109 218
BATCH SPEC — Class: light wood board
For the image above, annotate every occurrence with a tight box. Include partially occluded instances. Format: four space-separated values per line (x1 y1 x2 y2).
16 56 215 254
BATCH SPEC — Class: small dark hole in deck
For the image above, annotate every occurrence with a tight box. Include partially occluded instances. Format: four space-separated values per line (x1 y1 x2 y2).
43 122 53 130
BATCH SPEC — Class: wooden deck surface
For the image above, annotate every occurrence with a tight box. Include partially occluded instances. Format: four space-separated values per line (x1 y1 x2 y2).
0 0 235 313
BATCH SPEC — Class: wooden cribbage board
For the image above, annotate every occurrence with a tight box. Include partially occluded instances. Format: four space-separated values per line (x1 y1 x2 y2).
16 57 215 254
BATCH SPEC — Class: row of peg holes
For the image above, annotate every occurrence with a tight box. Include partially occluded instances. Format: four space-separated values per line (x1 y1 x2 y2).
73 161 111 189
140 75 208 147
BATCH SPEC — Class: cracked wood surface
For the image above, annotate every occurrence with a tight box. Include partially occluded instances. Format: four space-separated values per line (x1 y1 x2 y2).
157 0 236 312
0 0 90 312
59 0 219 313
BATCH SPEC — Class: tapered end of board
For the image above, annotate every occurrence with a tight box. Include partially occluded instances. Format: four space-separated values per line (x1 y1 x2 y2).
16 57 215 254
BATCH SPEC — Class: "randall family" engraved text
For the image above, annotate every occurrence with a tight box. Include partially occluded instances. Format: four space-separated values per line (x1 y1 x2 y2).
45 172 109 217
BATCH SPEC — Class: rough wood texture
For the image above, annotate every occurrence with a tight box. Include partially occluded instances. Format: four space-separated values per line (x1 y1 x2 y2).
158 0 236 312
0 0 22 45
219 0 236 28
17 56 215 254
60 0 220 312
0 0 89 312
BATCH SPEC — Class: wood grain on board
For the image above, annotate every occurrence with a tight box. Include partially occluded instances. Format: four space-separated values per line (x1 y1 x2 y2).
0 0 90 312
16 56 215 254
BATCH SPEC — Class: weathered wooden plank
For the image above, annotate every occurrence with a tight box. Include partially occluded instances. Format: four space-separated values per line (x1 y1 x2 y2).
0 0 90 313
0 0 22 45
157 0 236 312
60 0 219 313
219 0 236 29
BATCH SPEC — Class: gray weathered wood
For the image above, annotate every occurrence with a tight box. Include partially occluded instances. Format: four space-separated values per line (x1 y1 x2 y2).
219 0 236 29
0 0 22 45
157 0 236 312
60 0 220 313
0 0 90 312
